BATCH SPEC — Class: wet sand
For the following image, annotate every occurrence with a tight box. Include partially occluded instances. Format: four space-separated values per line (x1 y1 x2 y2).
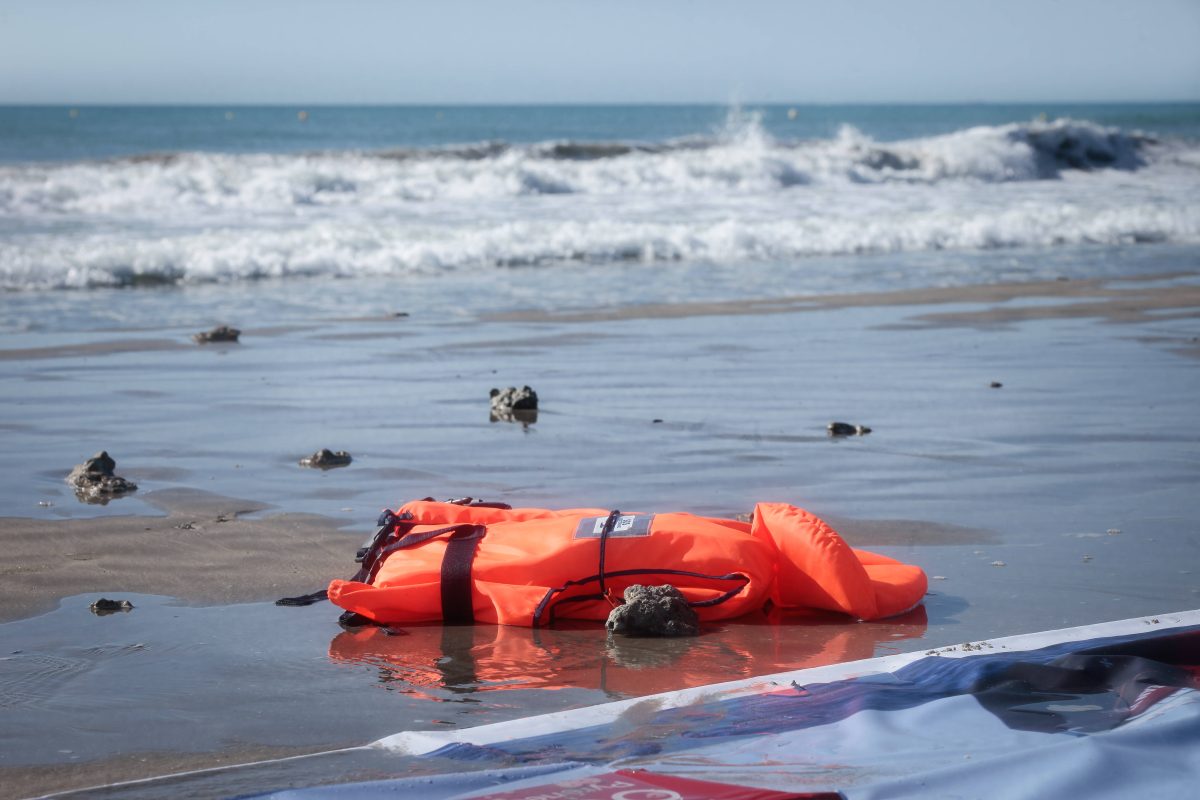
0 488 352 624
486 272 1200 329
1 272 1198 798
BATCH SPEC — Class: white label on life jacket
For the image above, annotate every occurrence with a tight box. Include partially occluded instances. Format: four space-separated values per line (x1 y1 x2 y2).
574 514 654 539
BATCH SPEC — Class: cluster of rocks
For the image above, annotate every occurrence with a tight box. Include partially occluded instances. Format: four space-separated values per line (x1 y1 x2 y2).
67 451 138 504
605 584 700 637
66 444 361 507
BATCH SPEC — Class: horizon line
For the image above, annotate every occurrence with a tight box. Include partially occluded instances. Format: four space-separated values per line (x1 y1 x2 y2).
2 98 1199 108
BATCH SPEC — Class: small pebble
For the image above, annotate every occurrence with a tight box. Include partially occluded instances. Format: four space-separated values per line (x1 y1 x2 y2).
299 449 353 469
828 421 871 436
193 325 240 344
90 598 134 615
490 386 538 412
489 386 539 424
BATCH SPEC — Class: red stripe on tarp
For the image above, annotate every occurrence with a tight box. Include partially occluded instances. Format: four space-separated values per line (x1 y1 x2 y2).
475 768 842 800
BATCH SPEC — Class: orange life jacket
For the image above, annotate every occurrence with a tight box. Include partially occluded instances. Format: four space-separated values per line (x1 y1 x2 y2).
326 499 927 627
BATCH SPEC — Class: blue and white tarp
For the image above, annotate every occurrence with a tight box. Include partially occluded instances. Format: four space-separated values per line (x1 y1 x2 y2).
263 611 1200 799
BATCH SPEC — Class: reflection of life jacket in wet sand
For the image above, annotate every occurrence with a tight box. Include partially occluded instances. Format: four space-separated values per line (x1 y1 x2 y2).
328 606 929 697
323 499 928 627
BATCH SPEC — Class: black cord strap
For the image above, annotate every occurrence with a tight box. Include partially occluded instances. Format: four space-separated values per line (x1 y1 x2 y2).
597 509 620 600
531 568 750 627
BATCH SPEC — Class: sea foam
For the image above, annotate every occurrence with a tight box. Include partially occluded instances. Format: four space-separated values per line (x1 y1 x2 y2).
1 116 1196 289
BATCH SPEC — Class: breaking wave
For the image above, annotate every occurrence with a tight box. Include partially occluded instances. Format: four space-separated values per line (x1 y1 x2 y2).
1 114 1197 289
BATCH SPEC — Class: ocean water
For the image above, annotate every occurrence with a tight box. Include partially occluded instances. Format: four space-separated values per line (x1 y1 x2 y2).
2 103 1198 327
4 105 1200 798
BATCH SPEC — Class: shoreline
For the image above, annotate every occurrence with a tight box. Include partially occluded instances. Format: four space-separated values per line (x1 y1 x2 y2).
486 271 1200 329
1 271 1197 363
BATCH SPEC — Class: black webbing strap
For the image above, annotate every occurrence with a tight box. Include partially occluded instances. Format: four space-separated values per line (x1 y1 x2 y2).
278 501 496 614
277 508 410 607
362 522 467 581
440 525 485 624
288 521 486 620
361 521 486 623
523 510 620 624
352 510 408 582
275 589 328 607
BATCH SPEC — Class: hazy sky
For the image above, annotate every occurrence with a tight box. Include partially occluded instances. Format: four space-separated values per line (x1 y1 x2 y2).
1 0 1198 104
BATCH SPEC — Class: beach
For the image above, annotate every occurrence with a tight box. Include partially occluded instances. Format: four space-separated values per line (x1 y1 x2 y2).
2 269 1198 798
1 102 1199 797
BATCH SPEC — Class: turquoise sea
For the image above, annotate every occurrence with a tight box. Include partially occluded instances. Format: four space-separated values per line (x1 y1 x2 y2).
1 103 1198 328
4 103 1200 162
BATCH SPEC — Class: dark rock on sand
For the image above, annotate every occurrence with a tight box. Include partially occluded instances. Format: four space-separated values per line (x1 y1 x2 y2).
490 385 538 412
193 325 241 344
606 584 700 637
299 449 353 469
67 451 138 503
490 386 539 425
828 421 871 436
90 598 134 615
